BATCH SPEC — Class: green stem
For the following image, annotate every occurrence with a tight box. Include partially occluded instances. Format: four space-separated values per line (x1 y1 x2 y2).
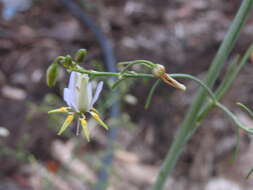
140 73 220 109
216 102 253 133
236 102 253 118
152 0 253 189
70 63 252 134
72 65 153 78
120 61 153 74
196 56 240 123
171 74 216 101
145 80 161 109
246 168 253 179
197 43 253 123
118 60 156 67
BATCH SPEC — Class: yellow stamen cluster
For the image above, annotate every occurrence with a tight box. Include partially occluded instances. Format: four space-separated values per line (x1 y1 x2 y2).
48 106 109 141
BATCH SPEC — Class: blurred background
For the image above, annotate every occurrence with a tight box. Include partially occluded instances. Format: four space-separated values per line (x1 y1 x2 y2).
0 0 253 189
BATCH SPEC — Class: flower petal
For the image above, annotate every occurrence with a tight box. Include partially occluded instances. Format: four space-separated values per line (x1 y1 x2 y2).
63 88 71 106
77 74 89 112
80 118 90 142
87 82 93 109
48 106 69 114
91 81 103 107
68 72 76 90
90 110 109 130
57 114 74 135
64 88 79 112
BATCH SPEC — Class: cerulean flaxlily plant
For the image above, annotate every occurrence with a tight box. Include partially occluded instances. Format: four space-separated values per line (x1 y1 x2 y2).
48 71 108 141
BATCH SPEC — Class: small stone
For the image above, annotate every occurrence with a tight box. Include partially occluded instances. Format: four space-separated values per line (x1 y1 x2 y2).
124 94 138 105
31 69 43 83
11 73 28 85
0 127 9 137
1 85 26 100
205 178 242 190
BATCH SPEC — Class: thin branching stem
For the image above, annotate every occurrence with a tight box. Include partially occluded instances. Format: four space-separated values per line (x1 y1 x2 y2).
145 80 161 109
118 60 156 67
152 0 253 189
216 102 253 133
197 43 253 123
69 64 253 136
237 102 253 118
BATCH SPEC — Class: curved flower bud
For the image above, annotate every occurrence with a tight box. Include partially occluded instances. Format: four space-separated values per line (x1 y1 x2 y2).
75 49 87 63
63 55 73 67
152 64 166 78
152 64 186 91
161 74 186 91
46 63 59 87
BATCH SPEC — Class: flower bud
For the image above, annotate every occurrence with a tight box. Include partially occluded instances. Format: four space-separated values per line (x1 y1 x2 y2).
152 64 166 77
75 49 87 63
62 55 73 67
46 63 59 87
152 64 186 91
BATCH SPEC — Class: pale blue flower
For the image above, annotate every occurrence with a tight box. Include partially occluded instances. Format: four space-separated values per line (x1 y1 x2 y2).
49 72 108 141
63 72 104 113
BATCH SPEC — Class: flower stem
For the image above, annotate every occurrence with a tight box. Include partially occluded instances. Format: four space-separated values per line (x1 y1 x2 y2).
118 60 156 68
72 65 153 78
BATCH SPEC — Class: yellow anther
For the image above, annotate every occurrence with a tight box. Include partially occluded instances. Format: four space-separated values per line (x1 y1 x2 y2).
90 111 109 130
80 118 90 142
57 114 74 135
48 107 70 114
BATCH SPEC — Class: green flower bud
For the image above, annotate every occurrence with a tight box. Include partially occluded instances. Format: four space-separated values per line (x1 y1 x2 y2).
46 63 59 87
152 64 165 78
62 55 73 67
75 49 87 63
